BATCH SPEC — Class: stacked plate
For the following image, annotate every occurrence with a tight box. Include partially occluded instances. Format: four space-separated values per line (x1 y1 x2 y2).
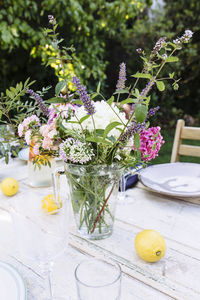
0 261 26 300
139 163 200 198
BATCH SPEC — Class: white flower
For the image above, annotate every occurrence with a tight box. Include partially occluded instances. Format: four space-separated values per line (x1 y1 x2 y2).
62 100 127 139
59 138 94 164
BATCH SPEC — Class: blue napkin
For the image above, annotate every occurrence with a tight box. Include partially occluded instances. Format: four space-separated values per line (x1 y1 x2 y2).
124 173 138 190
119 169 139 192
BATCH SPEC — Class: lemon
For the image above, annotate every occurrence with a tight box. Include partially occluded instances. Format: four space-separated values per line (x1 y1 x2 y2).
135 229 166 262
0 177 19 196
42 194 61 214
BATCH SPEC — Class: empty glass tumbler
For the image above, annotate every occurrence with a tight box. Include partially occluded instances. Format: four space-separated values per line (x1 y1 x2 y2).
75 258 122 300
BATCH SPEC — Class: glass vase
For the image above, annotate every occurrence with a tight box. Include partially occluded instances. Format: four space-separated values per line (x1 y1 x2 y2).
28 146 56 187
64 163 123 240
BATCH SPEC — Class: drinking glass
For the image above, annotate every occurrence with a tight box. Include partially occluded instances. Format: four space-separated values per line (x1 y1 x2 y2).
10 190 69 299
75 258 122 300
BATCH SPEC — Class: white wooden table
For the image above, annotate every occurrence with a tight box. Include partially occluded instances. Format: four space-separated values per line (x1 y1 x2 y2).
0 158 200 300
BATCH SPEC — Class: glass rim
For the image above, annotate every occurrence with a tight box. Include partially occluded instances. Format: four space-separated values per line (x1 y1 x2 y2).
74 258 122 288
64 162 124 169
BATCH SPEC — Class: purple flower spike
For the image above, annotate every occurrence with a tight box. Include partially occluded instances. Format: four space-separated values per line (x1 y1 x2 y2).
26 89 49 117
72 76 95 115
147 106 160 119
116 62 127 91
139 77 155 102
120 121 146 145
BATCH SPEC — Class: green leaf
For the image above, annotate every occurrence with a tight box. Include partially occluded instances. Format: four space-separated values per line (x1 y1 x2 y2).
91 93 98 99
16 82 23 92
107 96 114 105
114 89 129 95
134 88 140 98
168 42 177 49
132 73 152 79
79 115 90 123
72 100 83 105
86 136 112 146
103 121 122 138
97 82 101 93
120 98 137 105
55 81 66 96
169 72 175 79
134 133 140 149
46 97 66 103
96 129 105 136
6 89 14 98
24 77 30 87
135 104 147 123
165 56 179 63
156 81 165 91
10 87 17 94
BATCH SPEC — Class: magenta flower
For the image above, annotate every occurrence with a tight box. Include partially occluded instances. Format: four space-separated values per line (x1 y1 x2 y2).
136 127 165 162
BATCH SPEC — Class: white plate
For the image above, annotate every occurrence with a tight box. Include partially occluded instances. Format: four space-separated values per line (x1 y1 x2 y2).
139 163 200 198
18 148 29 161
0 261 27 300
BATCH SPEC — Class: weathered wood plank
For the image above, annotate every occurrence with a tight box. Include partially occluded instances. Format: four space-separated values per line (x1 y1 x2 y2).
179 144 200 157
181 126 200 140
69 222 200 300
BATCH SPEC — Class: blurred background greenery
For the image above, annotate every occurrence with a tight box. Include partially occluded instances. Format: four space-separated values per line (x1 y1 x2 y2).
0 0 200 163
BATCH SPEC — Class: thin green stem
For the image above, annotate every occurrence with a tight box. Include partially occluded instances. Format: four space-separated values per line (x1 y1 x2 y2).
98 92 126 126
91 115 99 161
51 24 70 100
73 113 84 134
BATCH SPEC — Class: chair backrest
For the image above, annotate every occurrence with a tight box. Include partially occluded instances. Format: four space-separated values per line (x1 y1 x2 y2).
171 119 200 163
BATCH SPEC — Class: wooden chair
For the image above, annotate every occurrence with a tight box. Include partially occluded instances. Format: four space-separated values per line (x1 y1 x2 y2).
171 119 200 163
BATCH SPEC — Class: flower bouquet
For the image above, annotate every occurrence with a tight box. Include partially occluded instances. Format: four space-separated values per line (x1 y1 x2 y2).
16 16 193 239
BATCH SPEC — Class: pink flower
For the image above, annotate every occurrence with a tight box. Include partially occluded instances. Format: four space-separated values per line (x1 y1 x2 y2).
48 103 76 124
48 129 57 139
33 144 40 155
18 115 41 138
22 115 40 129
25 130 32 145
18 124 23 137
40 124 49 136
42 137 53 150
136 127 165 162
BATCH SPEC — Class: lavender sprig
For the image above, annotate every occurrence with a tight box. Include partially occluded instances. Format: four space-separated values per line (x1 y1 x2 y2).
146 106 160 119
138 77 155 102
116 62 127 91
72 76 95 115
26 89 49 117
120 121 146 145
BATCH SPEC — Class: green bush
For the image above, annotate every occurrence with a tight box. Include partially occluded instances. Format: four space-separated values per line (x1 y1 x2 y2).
116 0 200 124
0 0 149 93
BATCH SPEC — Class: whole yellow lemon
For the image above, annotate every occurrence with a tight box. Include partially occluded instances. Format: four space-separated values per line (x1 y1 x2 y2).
0 177 19 196
135 229 166 262
42 194 61 214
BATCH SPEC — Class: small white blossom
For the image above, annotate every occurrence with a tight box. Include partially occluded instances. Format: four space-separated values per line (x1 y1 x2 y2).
59 138 94 164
